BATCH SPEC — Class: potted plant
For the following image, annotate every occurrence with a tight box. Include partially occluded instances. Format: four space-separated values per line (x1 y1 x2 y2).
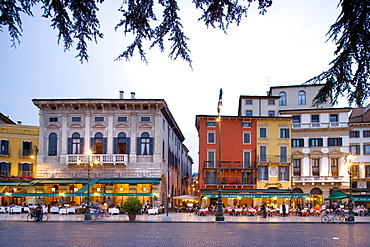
121 197 143 221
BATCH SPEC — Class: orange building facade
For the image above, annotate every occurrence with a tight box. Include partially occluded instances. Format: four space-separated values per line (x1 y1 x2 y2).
196 115 258 207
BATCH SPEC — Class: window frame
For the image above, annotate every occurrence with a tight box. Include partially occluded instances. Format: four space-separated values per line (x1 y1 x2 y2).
298 91 306 105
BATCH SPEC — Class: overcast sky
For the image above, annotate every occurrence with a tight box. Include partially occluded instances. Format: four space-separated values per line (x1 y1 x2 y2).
0 0 343 171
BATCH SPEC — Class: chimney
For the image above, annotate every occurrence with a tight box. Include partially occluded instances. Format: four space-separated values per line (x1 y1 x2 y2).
131 92 136 99
119 91 124 99
17 121 22 125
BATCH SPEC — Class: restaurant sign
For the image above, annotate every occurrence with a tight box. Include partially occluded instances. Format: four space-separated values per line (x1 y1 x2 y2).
203 193 309 199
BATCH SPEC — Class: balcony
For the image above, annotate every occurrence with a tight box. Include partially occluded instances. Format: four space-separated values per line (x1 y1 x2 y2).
205 177 256 186
257 155 292 164
0 149 10 156
293 176 345 183
66 154 129 165
18 149 37 158
203 160 256 169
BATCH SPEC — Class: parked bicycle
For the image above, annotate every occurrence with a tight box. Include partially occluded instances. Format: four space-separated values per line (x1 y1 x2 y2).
321 213 341 224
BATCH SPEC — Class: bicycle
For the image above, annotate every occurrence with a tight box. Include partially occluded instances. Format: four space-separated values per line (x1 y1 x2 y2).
321 213 341 224
27 211 48 222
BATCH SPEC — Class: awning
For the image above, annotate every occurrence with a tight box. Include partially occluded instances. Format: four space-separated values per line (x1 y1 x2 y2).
324 191 348 201
0 192 154 197
352 196 370 201
202 193 310 199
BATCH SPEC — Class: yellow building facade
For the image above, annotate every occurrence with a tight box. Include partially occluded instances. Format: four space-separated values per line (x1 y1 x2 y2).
0 121 39 205
255 117 293 208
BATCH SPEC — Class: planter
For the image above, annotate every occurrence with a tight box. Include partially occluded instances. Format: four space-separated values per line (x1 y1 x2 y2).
128 213 137 221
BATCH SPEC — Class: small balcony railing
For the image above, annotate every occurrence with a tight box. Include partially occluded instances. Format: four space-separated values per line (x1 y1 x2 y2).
66 154 129 165
0 149 10 156
203 160 256 169
257 155 292 163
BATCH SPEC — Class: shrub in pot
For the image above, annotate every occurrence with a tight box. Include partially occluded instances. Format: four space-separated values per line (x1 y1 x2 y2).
121 197 143 221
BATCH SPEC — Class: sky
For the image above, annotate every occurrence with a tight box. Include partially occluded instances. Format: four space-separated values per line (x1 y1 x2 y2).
0 0 343 171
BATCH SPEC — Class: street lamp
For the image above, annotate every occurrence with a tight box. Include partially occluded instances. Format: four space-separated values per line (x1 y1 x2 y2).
344 154 355 223
77 150 100 220
215 88 224 221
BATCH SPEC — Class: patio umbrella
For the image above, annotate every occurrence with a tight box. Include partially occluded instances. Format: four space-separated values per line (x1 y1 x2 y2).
172 195 199 200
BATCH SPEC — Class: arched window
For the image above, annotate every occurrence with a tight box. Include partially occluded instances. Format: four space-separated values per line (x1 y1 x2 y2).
93 132 105 154
137 132 153 155
114 132 130 154
48 133 57 156
72 133 81 154
298 91 306 105
279 92 287 106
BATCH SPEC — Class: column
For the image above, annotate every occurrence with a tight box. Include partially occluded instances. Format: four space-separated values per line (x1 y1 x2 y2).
85 113 91 150
107 113 114 154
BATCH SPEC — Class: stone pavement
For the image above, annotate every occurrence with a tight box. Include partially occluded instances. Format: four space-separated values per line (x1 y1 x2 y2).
1 212 370 223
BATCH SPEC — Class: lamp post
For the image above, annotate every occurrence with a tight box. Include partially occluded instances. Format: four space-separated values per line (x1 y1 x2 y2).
215 88 224 222
77 150 100 221
345 154 355 223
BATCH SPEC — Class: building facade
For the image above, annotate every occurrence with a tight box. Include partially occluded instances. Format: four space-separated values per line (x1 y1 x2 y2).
0 114 39 206
29 93 192 207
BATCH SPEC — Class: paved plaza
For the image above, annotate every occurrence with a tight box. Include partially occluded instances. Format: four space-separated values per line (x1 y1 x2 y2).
1 212 370 223
0 221 369 247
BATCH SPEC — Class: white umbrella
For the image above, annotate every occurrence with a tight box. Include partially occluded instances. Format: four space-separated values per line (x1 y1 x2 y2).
172 195 199 200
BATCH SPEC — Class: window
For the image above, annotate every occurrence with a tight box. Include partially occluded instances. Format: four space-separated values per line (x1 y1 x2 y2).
94 117 104 122
330 114 338 122
72 117 81 122
279 166 290 181
18 163 33 177
268 111 275 117
207 151 215 168
258 166 268 180
48 133 57 156
259 146 267 162
268 100 275 105
364 130 370 138
93 132 106 154
243 151 251 168
366 166 370 178
22 141 32 156
243 133 251 144
246 110 252 117
205 171 216 184
208 132 215 144
328 138 342 146
350 131 360 138
0 162 10 177
350 145 360 155
311 115 320 123
312 159 320 176
114 132 130 154
137 132 153 155
118 117 127 122
245 100 252 105
280 128 289 138
242 122 252 127
279 92 286 106
280 146 288 162
49 117 58 122
293 159 301 176
292 139 304 147
242 172 254 184
141 117 150 122
68 132 84 154
309 138 323 147
331 158 338 176
364 144 370 155
0 140 10 155
298 91 306 105
292 115 301 123
260 128 267 138
206 121 216 127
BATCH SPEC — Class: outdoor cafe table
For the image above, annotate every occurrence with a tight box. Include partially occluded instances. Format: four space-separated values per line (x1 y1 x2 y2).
108 208 120 215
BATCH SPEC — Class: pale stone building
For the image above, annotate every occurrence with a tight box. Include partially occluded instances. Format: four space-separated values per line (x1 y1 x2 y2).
32 92 192 207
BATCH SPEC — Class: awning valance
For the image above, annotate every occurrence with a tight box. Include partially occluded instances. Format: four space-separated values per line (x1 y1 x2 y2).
202 193 310 199
0 192 154 197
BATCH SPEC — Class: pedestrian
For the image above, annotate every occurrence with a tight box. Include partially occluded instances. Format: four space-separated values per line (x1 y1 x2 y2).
280 202 289 217
261 203 267 218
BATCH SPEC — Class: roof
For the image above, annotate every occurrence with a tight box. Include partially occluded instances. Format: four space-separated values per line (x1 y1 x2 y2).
349 104 370 123
0 112 16 125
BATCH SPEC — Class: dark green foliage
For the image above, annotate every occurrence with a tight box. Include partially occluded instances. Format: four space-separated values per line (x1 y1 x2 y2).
121 197 143 214
306 0 370 107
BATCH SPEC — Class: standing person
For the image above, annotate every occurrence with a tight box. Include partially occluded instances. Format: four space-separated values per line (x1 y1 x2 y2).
280 202 289 217
261 203 267 218
103 202 110 217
